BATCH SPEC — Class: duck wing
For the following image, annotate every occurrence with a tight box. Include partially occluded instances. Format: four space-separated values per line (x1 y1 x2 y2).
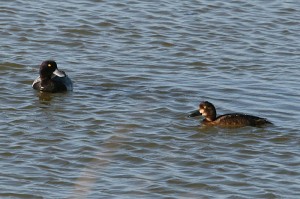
215 113 271 127
51 74 73 91
32 76 41 88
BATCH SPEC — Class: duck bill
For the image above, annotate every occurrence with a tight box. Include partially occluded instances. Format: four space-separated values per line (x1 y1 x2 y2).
188 110 202 117
53 69 65 77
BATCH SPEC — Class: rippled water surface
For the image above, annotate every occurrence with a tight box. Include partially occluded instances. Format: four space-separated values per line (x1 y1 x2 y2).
1 0 300 198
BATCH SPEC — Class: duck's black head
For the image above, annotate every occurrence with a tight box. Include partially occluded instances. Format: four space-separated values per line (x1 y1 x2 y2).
39 60 65 79
188 101 217 121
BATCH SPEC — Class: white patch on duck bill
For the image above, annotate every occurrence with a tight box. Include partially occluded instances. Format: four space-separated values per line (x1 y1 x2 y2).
52 69 66 77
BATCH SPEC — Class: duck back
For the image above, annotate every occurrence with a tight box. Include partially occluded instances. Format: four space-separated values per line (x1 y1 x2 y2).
213 113 272 128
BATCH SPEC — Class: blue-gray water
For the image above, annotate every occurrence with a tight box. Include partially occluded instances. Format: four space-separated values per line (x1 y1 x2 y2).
1 0 300 198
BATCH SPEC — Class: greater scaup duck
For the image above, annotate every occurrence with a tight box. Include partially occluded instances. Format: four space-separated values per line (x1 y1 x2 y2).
189 101 272 128
32 60 73 93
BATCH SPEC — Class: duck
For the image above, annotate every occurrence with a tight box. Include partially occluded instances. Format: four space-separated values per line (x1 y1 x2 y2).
32 60 73 93
188 101 272 128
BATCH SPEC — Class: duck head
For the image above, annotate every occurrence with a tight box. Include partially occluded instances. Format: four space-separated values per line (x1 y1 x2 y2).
39 60 65 79
188 101 217 121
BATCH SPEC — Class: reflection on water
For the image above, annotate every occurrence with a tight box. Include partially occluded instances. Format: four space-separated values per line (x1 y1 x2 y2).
1 0 300 198
37 92 53 104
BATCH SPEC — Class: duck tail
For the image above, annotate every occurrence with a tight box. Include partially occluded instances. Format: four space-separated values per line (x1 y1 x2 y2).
256 118 273 126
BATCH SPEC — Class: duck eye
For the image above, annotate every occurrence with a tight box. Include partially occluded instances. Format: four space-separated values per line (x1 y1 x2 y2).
48 64 51 67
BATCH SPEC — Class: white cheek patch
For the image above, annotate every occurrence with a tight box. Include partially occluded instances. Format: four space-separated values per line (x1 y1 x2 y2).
200 108 207 116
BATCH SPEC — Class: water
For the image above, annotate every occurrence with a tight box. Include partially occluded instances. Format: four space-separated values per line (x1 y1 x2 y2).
1 0 300 198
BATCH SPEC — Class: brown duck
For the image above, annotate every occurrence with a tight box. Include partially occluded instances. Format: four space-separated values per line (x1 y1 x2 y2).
189 101 272 128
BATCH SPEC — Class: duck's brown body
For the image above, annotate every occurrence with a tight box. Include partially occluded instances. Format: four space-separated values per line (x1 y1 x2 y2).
189 101 272 128
202 113 271 128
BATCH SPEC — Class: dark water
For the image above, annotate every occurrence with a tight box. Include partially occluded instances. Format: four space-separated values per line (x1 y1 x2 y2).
1 0 300 198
